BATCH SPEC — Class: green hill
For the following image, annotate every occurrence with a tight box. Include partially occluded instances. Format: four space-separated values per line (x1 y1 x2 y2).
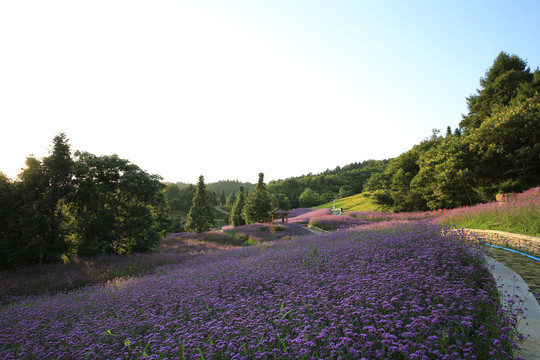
315 192 379 212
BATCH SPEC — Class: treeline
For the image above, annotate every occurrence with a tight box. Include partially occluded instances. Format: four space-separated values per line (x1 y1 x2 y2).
365 52 540 211
165 180 256 226
244 52 540 213
0 134 171 270
267 159 389 209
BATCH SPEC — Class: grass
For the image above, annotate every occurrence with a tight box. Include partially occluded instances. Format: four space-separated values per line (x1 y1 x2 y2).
315 192 379 212
435 187 540 237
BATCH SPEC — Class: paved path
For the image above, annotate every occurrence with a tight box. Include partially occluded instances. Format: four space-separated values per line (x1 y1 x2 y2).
485 256 540 360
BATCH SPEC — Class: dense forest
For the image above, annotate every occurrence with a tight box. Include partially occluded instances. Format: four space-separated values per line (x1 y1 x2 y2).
1 51 539 270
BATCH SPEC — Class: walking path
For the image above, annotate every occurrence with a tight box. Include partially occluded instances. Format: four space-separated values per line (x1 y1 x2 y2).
485 256 540 360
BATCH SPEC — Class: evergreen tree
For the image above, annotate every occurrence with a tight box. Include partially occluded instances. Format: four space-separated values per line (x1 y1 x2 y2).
186 175 214 233
227 190 236 206
230 187 246 227
209 190 218 206
243 173 272 224
219 189 227 206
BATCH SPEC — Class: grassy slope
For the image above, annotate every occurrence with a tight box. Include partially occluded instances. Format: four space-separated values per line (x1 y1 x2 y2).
314 192 380 212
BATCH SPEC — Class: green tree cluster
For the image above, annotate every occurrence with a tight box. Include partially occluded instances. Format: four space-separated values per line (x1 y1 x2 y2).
0 134 171 270
366 52 540 211
267 159 388 209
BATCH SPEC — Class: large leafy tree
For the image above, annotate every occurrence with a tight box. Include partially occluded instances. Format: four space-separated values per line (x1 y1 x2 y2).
243 173 272 223
70 152 168 256
185 175 214 233
460 52 532 131
468 94 540 199
0 134 170 269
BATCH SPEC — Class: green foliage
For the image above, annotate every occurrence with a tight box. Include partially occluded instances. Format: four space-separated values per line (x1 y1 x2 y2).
0 134 170 270
219 190 227 206
185 176 214 233
298 188 327 207
366 52 540 212
226 190 236 206
70 151 169 256
267 159 388 209
206 180 256 199
460 51 532 131
243 173 272 224
230 187 246 227
468 95 540 200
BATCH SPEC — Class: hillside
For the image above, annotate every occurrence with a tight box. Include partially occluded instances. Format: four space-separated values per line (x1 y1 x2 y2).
315 192 379 212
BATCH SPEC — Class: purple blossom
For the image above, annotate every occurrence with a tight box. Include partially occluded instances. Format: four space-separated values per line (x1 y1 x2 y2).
0 222 523 359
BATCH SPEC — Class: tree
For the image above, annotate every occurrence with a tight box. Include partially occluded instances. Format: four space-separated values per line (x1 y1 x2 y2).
227 190 236 206
230 187 246 227
185 175 214 233
243 173 272 223
0 173 19 269
70 152 168 255
219 189 227 206
460 52 532 131
468 94 540 199
299 188 324 207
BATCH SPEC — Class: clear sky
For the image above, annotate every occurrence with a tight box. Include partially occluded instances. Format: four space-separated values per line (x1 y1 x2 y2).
1 0 539 184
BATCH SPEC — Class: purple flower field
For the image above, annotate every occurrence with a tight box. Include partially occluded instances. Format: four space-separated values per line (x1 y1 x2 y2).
0 222 523 359
288 208 331 224
224 223 313 243
309 215 372 231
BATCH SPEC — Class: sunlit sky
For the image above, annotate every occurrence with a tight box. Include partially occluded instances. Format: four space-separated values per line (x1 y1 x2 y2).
1 1 539 184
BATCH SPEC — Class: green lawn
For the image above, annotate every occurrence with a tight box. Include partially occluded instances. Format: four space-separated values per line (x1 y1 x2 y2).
315 192 379 212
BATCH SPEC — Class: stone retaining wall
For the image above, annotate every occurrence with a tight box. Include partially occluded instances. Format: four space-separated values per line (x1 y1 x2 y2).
461 228 540 256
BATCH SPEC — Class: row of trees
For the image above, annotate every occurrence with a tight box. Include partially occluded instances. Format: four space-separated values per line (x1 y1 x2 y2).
185 173 272 232
365 52 540 211
0 134 171 270
266 159 388 209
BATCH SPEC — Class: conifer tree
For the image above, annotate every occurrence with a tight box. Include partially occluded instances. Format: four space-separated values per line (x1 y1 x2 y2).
186 175 214 233
219 189 226 206
227 190 236 206
243 173 272 224
230 187 246 227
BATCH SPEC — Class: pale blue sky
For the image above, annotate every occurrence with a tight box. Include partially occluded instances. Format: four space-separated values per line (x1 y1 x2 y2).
1 0 539 183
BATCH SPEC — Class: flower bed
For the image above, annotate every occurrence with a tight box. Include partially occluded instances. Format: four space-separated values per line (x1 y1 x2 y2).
225 223 312 243
309 215 371 230
287 208 331 223
0 222 522 359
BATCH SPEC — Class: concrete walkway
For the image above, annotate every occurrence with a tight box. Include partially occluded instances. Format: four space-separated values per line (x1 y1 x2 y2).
485 256 540 360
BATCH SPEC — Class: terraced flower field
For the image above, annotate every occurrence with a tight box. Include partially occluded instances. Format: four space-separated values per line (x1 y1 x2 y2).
0 222 523 359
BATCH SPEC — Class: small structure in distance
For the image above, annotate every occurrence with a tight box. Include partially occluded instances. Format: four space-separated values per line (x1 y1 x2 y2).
269 209 290 224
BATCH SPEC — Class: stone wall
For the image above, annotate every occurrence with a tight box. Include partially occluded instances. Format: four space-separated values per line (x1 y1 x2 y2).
461 229 540 256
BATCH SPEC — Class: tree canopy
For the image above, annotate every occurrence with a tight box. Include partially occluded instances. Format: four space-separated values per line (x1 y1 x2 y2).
0 134 171 270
